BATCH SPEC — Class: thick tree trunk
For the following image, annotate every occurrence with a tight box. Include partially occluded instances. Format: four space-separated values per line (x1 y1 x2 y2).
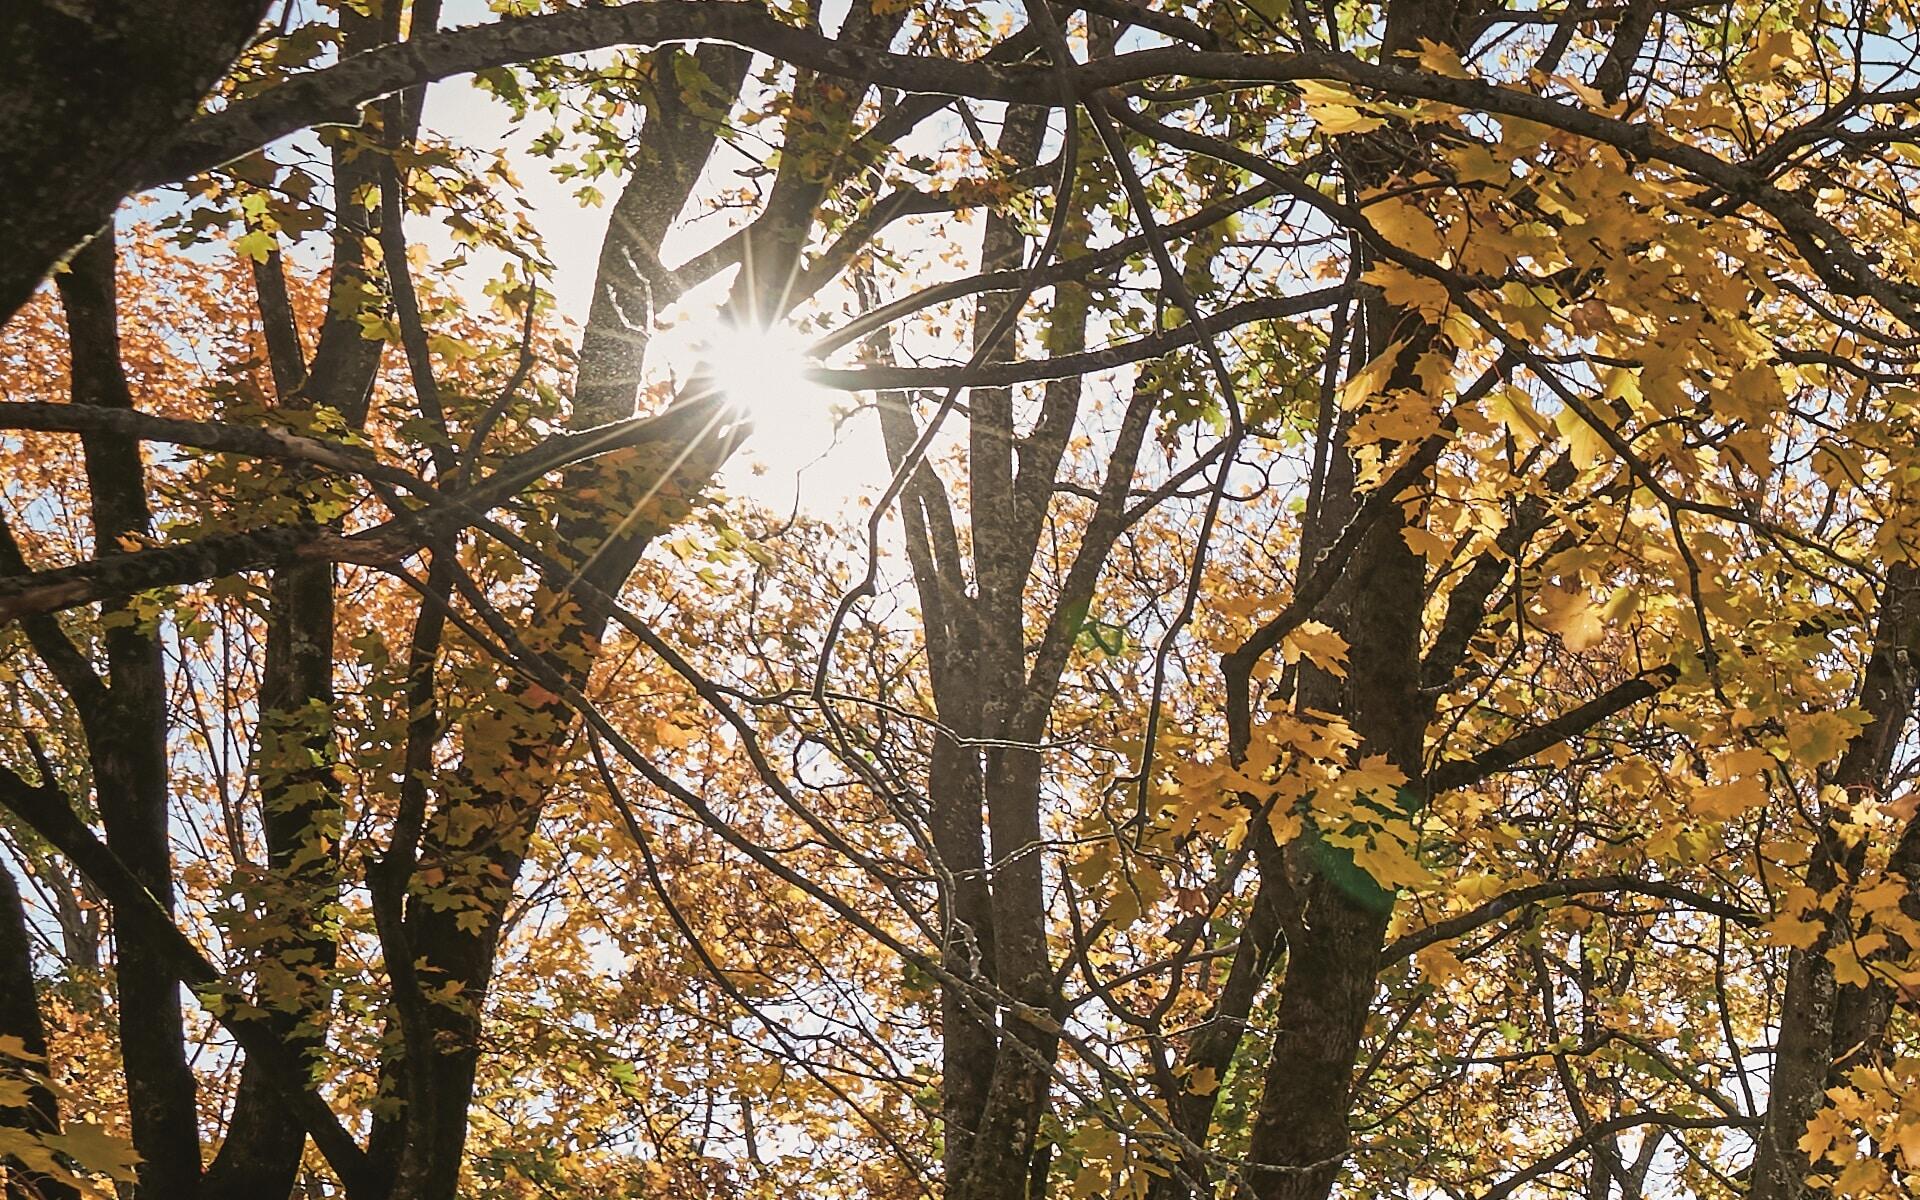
0 1 270 319
1241 3 1463 1190
1242 486 1426 1200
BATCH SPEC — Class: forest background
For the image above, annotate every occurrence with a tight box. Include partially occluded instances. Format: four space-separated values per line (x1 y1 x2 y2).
5 3 1920 1200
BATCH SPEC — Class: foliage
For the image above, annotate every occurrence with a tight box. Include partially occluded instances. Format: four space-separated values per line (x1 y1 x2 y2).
4 3 1920 1200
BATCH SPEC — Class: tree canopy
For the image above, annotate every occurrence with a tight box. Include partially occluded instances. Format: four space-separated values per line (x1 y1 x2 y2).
5 2 1920 1199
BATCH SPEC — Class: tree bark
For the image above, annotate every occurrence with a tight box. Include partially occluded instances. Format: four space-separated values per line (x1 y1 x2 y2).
0 851 80 1200
368 43 754 1200
1751 564 1920 1200
0 1 270 319
1242 4 1463 1195
57 230 204 1200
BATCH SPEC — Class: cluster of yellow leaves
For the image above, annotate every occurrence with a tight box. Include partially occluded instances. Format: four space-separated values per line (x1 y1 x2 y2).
1801 1057 1920 1197
0 1038 140 1197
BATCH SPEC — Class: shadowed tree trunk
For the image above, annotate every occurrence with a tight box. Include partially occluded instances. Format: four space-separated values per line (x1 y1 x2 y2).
54 231 204 1199
200 0 393 1175
1 1 271 318
1751 565 1920 1200
1241 2 1461 1196
0 840 80 1200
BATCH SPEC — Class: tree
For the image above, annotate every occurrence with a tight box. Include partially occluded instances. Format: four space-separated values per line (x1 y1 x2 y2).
5 3 1920 1200
0 0 271 318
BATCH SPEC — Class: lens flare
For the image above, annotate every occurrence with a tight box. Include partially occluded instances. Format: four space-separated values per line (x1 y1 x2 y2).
678 315 852 506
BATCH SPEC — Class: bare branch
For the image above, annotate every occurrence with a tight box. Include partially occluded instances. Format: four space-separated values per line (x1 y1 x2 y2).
1423 664 1679 794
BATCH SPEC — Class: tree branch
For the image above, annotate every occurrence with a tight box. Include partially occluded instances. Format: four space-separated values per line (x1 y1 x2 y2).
808 286 1348 392
136 8 1920 328
1424 664 1679 794
0 762 374 1193
1383 874 1760 964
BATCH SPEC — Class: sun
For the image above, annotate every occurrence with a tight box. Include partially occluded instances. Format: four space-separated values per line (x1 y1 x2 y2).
694 319 823 416
666 311 866 508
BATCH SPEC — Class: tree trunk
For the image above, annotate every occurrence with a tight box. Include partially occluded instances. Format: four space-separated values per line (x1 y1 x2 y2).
1751 565 1920 1200
0 1 270 318
0 851 79 1200
58 230 204 1200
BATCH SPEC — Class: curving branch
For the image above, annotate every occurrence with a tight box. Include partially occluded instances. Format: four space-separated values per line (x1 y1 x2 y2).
0 395 733 627
1423 664 1680 794
1382 874 1760 964
807 286 1348 392
1478 1111 1753 1200
0 401 421 488
126 6 1920 329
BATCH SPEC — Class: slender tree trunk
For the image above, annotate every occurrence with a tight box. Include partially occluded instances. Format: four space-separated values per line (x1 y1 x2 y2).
1751 565 1920 1200
0 852 79 1200
373 44 754 1199
948 106 1061 1200
203 15 392 1172
57 230 204 1200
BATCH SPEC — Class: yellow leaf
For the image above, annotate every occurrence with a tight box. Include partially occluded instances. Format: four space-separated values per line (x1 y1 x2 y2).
1690 774 1766 820
1414 38 1471 79
1830 1155 1889 1193
1787 710 1868 764
1828 944 1878 989
1299 82 1386 134
1536 584 1604 651
654 718 693 749
1267 807 1303 846
1361 261 1452 317
1364 198 1448 260
1552 404 1609 471
1315 107 1387 135
1417 943 1468 984
1350 386 1445 445
1282 621 1350 678
44 1121 142 1183
1348 832 1434 890
1403 526 1451 563
1339 340 1407 410
1343 754 1409 800
1895 1114 1920 1169
1103 887 1142 928
1763 911 1826 950
1600 585 1640 624
1455 872 1506 901
1449 143 1509 187
1737 29 1810 82
1186 1066 1220 1095
1488 385 1550 448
